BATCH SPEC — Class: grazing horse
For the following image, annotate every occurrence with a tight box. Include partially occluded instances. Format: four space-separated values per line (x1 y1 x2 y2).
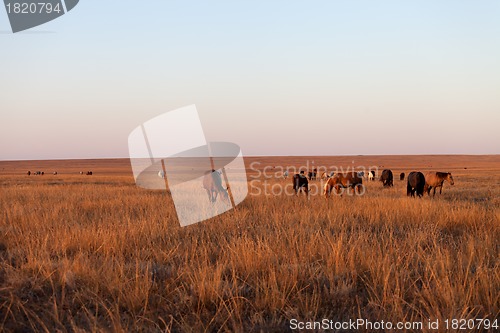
53 172 57 175
86 171 93 175
203 170 229 203
320 172 330 180
27 171 31 176
323 172 363 198
283 170 289 179
158 170 166 179
380 169 393 187
368 170 376 181
307 169 317 181
424 172 454 197
407 171 425 197
293 172 309 196
400 172 405 181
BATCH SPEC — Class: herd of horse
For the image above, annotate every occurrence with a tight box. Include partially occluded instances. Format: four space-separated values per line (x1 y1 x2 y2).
292 168 454 199
201 167 455 204
24 166 452 204
24 163 455 204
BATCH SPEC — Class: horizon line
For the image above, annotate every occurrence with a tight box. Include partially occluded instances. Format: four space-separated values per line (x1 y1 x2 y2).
0 153 499 163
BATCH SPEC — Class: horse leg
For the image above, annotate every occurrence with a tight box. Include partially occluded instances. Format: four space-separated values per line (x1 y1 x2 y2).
324 185 330 199
355 184 362 195
337 185 344 197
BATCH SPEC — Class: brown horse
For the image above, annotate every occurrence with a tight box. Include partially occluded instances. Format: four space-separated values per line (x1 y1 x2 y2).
379 169 393 187
424 172 454 197
323 172 363 198
407 171 425 197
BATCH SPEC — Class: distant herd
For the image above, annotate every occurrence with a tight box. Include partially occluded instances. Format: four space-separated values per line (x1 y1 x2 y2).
288 168 454 199
27 170 93 176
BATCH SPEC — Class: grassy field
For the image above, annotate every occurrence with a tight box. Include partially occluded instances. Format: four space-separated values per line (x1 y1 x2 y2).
0 155 498 332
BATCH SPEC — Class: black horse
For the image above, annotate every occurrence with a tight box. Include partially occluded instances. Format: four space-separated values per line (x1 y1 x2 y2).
293 172 309 196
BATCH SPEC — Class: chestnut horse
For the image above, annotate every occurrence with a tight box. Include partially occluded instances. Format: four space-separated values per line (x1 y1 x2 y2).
323 172 363 198
424 172 454 197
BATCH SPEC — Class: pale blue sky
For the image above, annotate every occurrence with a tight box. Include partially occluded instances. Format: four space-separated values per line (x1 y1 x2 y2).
1 0 499 160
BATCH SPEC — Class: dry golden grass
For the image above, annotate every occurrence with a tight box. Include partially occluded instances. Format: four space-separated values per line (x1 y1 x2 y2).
0 156 498 332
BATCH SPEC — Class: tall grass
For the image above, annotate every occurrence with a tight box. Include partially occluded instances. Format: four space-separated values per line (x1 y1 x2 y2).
0 159 498 332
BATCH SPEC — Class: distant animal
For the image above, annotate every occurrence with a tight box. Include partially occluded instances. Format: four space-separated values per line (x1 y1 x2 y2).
380 169 393 187
41 171 44 175
400 172 405 181
203 170 229 203
293 171 309 196
27 171 31 176
80 171 84 175
368 170 376 181
283 170 289 179
86 171 93 175
158 170 166 179
424 172 454 197
324 172 363 198
308 169 317 181
407 171 425 197
53 172 57 175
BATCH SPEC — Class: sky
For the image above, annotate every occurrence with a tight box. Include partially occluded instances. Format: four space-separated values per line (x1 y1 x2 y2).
1 0 499 160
